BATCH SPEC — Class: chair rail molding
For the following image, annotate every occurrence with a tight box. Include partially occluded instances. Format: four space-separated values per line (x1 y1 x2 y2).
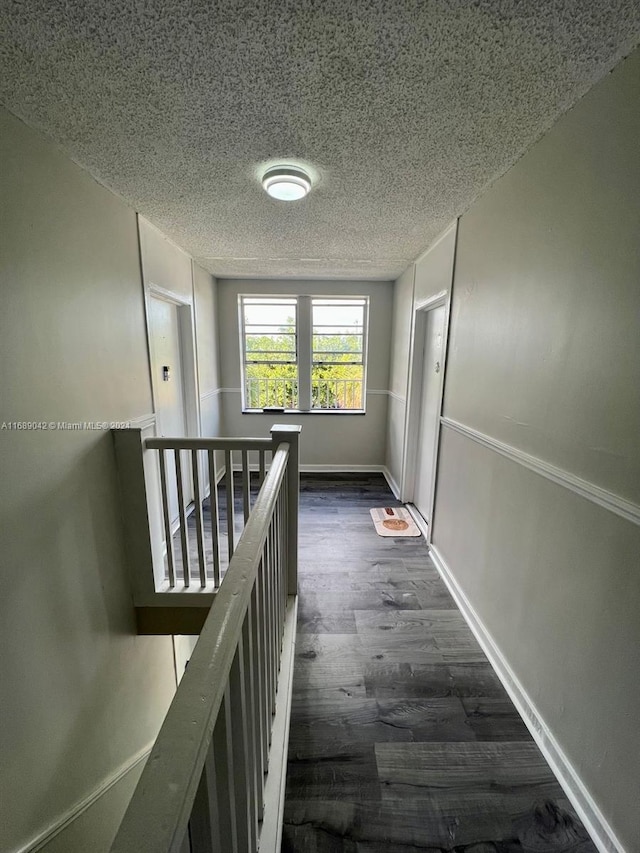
129 413 157 430
199 388 221 401
146 282 193 307
440 417 640 527
15 744 153 853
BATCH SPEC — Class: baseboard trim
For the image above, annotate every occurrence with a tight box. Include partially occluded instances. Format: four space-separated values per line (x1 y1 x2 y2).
429 544 624 853
228 462 395 485
299 464 386 474
228 462 387 475
440 417 640 528
405 503 428 539
15 743 153 853
381 466 401 498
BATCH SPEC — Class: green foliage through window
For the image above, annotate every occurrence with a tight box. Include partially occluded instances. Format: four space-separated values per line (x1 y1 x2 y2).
241 296 367 410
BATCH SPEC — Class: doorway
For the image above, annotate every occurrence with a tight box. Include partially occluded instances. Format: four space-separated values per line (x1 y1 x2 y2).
147 293 196 524
402 294 449 538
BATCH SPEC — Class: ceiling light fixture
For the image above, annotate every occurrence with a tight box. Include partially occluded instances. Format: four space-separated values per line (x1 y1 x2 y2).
262 165 311 201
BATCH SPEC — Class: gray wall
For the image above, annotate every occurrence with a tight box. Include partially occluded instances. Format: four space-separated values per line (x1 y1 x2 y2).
0 108 222 852
0 108 177 852
217 278 393 467
430 50 639 851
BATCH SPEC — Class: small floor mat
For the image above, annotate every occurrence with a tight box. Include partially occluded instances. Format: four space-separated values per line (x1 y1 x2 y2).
370 506 421 537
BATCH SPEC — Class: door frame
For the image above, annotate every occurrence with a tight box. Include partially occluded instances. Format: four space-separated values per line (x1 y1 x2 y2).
144 282 201 441
400 290 451 543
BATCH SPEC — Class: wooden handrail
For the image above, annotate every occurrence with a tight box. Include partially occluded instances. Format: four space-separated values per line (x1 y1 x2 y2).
111 444 290 853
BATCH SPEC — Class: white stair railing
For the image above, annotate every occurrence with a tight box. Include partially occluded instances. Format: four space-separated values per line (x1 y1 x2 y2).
110 425 301 853
112 425 299 607
146 436 274 591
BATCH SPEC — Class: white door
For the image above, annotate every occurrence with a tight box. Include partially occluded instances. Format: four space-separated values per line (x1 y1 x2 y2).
414 304 446 523
148 296 192 523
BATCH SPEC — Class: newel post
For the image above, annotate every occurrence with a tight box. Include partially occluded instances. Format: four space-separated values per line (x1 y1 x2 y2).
270 424 302 596
112 426 165 603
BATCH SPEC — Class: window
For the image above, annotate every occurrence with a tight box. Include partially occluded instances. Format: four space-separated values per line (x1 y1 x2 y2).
242 297 298 409
312 298 365 409
240 295 368 412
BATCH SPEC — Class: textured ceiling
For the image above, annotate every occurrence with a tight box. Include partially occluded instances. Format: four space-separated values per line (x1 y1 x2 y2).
1 1 640 280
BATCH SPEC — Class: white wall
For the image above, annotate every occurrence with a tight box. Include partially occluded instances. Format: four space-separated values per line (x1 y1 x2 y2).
413 223 457 305
430 50 640 852
0 108 177 852
193 262 222 442
217 278 393 467
138 216 194 303
385 264 414 492
137 222 222 697
138 217 222 455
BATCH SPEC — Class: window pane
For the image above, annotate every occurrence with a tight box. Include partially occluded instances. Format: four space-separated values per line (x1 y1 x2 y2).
313 325 363 336
313 337 363 358
245 332 296 362
241 296 298 408
313 305 364 329
244 300 296 328
245 364 298 408
311 365 364 409
311 298 366 409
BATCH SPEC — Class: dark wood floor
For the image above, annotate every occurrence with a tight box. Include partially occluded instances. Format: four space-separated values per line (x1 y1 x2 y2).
282 475 596 853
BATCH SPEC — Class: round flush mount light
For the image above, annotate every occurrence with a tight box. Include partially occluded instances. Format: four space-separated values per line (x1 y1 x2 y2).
262 165 312 201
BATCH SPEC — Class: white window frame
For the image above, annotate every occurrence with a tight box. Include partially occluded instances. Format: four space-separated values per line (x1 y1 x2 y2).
239 294 369 414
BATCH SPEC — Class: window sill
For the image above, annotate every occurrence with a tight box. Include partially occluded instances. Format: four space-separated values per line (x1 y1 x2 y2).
242 408 367 416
